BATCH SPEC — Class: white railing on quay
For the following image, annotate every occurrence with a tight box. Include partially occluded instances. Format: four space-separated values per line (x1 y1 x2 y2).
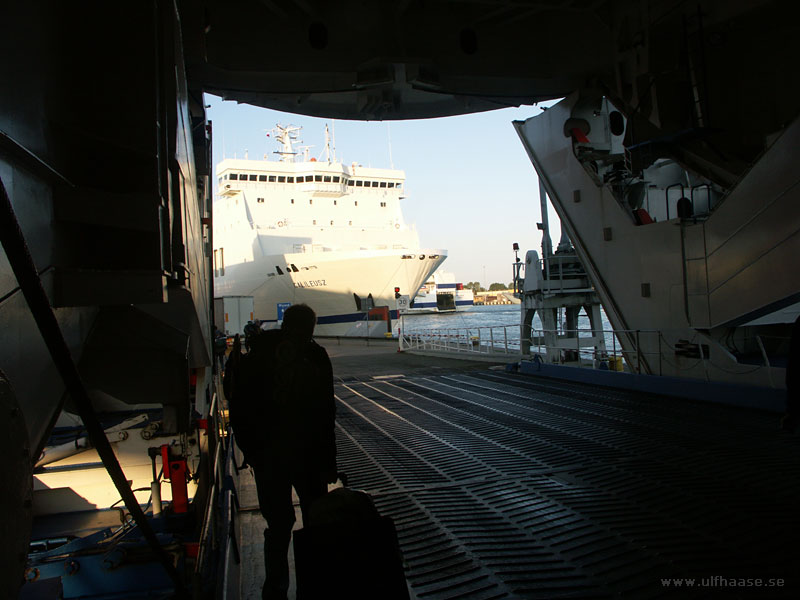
399 323 660 374
399 324 521 356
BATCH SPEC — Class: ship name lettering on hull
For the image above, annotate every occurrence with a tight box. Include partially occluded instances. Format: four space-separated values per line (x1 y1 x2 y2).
293 279 327 288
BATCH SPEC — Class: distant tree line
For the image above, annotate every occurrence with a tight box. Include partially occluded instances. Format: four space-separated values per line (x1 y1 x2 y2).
465 282 515 293
465 281 484 293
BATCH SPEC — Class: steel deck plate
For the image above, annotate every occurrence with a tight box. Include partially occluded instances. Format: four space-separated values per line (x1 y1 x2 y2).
334 371 800 599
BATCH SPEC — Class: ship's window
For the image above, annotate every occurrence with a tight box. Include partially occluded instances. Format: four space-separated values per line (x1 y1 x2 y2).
334 200 337 205
388 182 395 188
372 181 379 187
380 181 387 188
220 248 225 276
309 199 313 205
330 220 334 225
229 174 239 180
277 176 285 183
257 197 265 203
354 201 358 206
268 175 276 182
323 175 332 182
333 176 340 183
288 177 294 183
291 264 299 272
396 183 402 188
249 174 257 181
305 175 313 182
258 175 267 182
315 175 322 182
313 220 317 225
380 202 387 207
291 199 294 204
356 180 363 187
213 249 218 276
347 180 354 186
276 265 284 275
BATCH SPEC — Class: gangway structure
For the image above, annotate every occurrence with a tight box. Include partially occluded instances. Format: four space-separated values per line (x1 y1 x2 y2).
516 180 607 366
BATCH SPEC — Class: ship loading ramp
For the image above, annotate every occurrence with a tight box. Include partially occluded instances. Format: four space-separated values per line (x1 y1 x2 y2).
222 339 800 599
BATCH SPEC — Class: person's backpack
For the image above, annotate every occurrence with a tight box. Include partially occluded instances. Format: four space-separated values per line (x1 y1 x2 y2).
214 333 227 354
227 331 280 459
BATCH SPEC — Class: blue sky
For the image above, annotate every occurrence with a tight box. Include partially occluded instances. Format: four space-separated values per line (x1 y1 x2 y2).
206 94 562 287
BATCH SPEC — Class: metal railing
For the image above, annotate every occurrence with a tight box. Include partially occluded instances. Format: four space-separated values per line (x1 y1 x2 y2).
400 323 662 374
399 324 521 356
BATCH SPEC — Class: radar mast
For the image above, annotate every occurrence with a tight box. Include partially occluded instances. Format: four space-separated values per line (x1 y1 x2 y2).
270 124 302 162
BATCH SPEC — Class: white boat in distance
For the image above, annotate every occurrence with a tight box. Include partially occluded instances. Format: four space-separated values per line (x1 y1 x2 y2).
403 271 475 314
213 124 447 336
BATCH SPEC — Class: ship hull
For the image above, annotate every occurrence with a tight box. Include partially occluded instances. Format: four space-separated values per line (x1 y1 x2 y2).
215 249 446 336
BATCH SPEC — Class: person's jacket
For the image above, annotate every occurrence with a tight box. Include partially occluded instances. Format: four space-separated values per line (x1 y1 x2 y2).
229 330 336 475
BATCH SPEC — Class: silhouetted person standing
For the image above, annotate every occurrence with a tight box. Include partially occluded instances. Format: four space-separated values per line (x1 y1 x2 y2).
230 304 336 600
213 326 228 372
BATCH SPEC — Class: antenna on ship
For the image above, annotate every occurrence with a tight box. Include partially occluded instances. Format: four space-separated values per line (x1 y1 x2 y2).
270 124 302 162
331 120 337 163
323 123 332 163
298 145 313 162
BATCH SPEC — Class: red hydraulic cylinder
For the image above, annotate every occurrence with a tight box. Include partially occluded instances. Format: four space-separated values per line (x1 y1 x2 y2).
161 444 189 514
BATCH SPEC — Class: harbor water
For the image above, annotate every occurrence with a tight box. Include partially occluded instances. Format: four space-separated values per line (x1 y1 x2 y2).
400 304 620 358
401 304 521 331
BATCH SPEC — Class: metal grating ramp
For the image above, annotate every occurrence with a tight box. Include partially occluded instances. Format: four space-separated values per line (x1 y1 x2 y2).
333 371 800 599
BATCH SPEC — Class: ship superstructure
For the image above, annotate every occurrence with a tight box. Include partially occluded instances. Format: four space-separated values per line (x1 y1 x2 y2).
213 125 446 336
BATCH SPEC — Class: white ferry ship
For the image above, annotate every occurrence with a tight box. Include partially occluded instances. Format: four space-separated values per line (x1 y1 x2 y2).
403 271 474 314
213 125 447 336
